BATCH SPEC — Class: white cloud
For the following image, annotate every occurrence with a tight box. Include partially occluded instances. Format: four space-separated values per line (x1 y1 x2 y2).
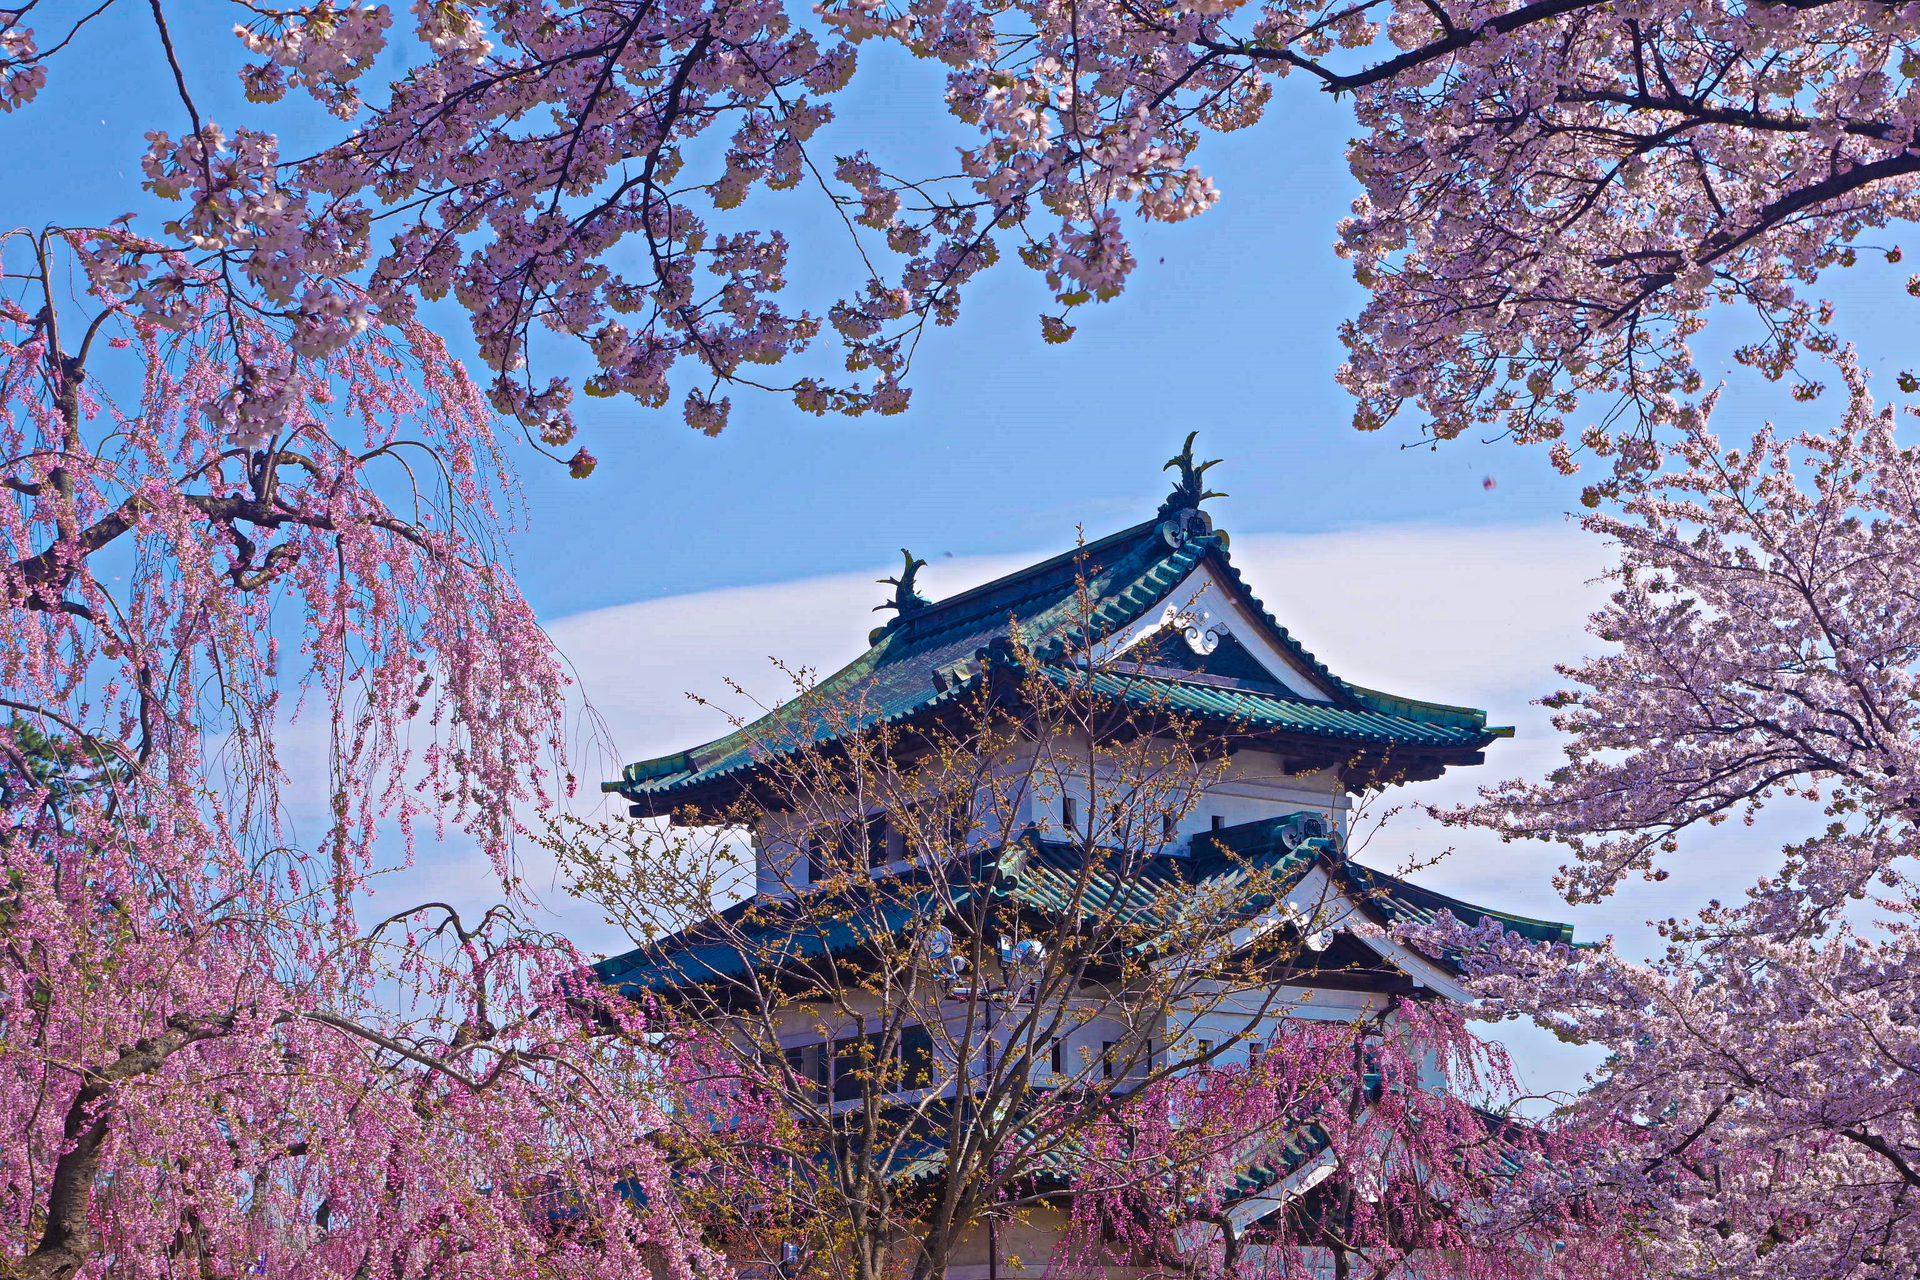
1224 522 1605 706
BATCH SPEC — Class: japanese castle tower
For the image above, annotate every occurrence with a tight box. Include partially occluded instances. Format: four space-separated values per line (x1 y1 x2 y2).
594 439 1570 1277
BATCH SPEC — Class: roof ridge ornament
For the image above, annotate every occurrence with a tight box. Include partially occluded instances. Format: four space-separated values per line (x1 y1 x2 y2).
1157 431 1226 547
869 548 931 643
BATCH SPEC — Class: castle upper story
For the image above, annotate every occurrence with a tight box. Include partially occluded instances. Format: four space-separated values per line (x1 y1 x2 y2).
604 436 1507 834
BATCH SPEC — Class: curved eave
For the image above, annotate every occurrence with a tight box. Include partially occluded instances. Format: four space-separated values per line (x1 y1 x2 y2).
1077 671 1496 751
1338 860 1575 950
609 673 1497 815
606 673 986 815
606 522 1503 813
593 829 1573 999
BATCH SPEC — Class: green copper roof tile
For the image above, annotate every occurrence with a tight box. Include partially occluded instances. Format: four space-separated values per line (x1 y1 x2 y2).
1338 860 1575 946
1072 671 1491 748
611 515 1499 805
591 819 1573 996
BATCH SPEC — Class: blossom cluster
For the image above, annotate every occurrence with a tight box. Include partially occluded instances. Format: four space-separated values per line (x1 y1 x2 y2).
0 23 44 109
236 2 395 116
0 232 693 1275
1427 356 1920 1277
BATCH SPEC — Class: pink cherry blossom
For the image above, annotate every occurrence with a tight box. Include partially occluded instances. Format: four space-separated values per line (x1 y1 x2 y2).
18 1 1920 454
1430 352 1920 1278
0 230 712 1277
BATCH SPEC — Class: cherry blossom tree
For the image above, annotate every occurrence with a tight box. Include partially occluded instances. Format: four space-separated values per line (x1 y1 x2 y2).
1056 1004 1631 1280
1426 356 1920 1278
10 0 1920 456
814 0 1920 471
0 229 719 1277
10 0 1920 1269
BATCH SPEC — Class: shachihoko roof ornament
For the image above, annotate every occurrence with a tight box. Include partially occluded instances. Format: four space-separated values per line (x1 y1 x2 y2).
1158 431 1227 548
869 548 932 644
1160 431 1227 513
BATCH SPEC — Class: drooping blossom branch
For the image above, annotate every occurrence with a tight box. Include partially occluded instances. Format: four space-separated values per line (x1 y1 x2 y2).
0 229 725 1277
1058 1002 1632 1280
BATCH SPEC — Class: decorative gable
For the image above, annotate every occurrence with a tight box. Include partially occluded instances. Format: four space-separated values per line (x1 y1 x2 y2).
1124 626 1278 687
1102 561 1335 702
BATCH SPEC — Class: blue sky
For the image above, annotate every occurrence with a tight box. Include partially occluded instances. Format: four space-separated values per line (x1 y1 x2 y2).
1 3 1591 614
12 7 1920 1097
14 6 1914 614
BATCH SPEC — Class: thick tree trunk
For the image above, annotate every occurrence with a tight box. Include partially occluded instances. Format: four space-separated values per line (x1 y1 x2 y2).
19 1078 114 1280
19 1025 205 1280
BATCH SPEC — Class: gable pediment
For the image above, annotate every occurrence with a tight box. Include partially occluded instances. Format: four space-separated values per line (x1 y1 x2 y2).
1105 561 1335 702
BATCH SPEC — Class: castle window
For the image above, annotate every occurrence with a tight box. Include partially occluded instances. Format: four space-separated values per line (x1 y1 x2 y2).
1061 795 1078 833
898 804 924 860
832 1036 869 1102
809 1024 936 1102
803 817 881 879
833 819 863 865
1162 811 1177 841
783 1043 828 1101
1210 814 1226 832
901 796 976 858
1049 1038 1064 1074
946 801 974 848
900 1025 935 1089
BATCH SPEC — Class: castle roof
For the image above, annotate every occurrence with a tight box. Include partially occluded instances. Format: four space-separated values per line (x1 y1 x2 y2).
591 812 1572 999
605 504 1509 814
